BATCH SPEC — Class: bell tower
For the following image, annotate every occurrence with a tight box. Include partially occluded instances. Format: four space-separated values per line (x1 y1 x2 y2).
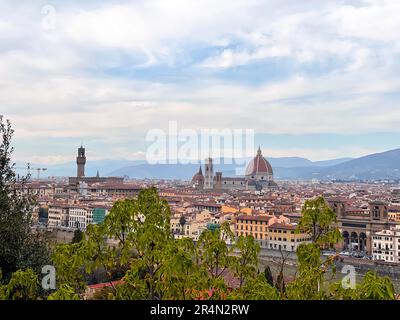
76 145 86 178
204 157 214 189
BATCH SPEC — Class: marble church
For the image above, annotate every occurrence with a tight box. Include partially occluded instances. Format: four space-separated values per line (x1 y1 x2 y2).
191 147 277 191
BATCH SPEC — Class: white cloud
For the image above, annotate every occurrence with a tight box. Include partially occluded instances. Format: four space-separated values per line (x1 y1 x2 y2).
0 0 399 161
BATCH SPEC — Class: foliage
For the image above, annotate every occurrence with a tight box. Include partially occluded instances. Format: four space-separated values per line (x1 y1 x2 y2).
359 271 395 300
0 116 50 281
297 196 342 247
71 229 84 244
0 269 39 300
179 215 186 231
330 271 395 300
263 266 274 287
233 235 260 289
197 222 235 279
51 242 89 294
47 284 80 300
231 274 279 300
285 244 327 300
158 238 208 300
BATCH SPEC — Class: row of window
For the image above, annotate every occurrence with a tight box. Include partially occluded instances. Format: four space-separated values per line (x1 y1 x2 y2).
238 224 294 234
373 243 399 250
373 236 394 241
237 231 310 242
373 255 399 262
373 250 392 255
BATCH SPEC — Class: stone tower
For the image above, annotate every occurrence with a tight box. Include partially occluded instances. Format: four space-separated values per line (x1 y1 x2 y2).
215 172 222 190
76 145 86 178
369 201 388 221
204 157 214 189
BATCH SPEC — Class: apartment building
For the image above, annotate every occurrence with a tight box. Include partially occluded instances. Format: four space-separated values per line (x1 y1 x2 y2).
235 215 311 252
68 205 89 230
372 225 400 263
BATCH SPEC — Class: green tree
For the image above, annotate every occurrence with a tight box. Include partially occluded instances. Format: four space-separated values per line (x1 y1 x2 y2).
0 116 50 281
84 224 121 293
263 265 274 287
286 243 327 300
233 274 279 300
330 271 395 300
297 196 341 247
358 271 395 300
179 215 186 234
233 235 260 289
197 222 234 279
52 242 89 294
113 188 172 300
158 238 208 300
47 284 80 300
72 229 84 244
0 269 39 300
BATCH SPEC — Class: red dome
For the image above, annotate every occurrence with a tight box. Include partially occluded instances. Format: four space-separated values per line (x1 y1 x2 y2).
245 147 273 177
192 166 204 183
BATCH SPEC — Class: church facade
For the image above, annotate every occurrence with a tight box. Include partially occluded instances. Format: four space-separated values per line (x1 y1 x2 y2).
191 147 277 191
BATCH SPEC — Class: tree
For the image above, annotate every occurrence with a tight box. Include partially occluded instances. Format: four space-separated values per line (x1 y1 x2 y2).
234 274 279 300
47 284 80 300
113 188 172 300
285 243 326 300
179 215 186 234
72 229 84 244
158 238 208 300
197 222 235 279
52 242 89 294
0 116 50 281
233 235 260 289
263 266 274 287
358 271 395 300
275 249 291 297
330 271 395 300
297 196 341 247
0 269 39 300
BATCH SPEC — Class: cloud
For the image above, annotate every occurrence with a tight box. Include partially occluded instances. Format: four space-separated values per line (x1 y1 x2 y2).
0 0 399 162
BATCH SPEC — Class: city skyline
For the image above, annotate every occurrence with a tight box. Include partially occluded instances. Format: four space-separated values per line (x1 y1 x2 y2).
1 0 400 164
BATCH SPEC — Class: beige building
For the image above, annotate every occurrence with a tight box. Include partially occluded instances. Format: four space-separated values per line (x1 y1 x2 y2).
235 215 311 252
48 206 63 229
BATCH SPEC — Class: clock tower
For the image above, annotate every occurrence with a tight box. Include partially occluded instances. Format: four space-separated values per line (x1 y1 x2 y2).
76 145 86 178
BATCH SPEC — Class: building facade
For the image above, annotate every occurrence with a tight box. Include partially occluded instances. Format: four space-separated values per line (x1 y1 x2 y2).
328 199 396 255
191 147 277 191
371 225 400 263
235 215 311 252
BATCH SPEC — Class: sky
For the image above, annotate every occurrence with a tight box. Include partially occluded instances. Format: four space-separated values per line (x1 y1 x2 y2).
1 0 400 164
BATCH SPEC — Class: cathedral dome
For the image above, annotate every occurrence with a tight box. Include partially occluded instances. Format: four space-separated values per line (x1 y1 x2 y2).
192 166 204 184
245 147 273 178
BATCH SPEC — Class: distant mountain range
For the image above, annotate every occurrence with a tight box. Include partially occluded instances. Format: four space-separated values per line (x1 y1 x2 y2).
16 148 400 181
273 148 400 180
108 157 355 180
